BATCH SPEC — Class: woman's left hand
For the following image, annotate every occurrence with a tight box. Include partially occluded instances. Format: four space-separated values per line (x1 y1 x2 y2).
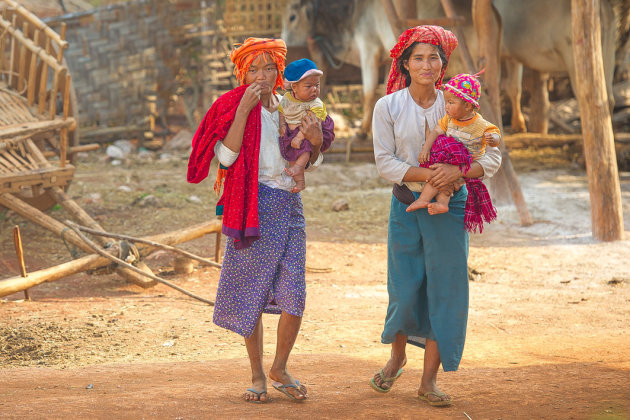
428 163 462 189
299 111 323 148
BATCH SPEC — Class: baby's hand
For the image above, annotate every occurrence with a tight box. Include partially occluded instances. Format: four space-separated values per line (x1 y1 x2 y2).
418 149 430 164
291 132 305 149
279 114 287 136
485 132 500 147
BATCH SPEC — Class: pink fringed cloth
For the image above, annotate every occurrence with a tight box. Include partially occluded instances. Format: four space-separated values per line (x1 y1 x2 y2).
421 135 497 233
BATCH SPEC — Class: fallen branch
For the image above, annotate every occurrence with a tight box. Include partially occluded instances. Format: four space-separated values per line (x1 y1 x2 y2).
0 219 222 298
72 224 222 268
65 221 215 306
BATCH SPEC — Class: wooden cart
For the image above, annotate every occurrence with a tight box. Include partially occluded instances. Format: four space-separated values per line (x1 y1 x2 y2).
0 0 82 211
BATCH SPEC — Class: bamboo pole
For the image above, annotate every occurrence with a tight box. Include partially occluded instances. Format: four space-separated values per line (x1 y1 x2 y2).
2 0 69 50
0 15 66 74
59 73 71 167
37 37 51 115
0 118 75 140
17 21 27 93
571 0 623 241
26 29 38 106
48 68 59 119
8 14 17 88
12 225 30 300
0 219 223 298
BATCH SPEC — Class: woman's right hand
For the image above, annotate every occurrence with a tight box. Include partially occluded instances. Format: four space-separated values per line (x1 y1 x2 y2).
239 82 262 113
427 163 462 189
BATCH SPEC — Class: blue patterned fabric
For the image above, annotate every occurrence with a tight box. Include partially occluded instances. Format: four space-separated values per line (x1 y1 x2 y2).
213 183 306 337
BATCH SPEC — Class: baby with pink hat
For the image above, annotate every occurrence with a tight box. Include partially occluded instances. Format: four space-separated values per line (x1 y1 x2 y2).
407 71 501 233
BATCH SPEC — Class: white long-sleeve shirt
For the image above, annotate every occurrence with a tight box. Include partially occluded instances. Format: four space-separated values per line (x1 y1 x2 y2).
214 105 323 192
372 88 502 191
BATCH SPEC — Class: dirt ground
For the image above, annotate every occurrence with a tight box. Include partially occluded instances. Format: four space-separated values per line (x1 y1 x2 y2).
1 146 630 420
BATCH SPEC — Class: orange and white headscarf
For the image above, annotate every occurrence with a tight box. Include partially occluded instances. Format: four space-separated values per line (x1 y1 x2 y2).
230 37 287 93
386 25 458 94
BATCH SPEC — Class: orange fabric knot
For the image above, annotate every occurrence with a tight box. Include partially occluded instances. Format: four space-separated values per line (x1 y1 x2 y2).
230 37 287 93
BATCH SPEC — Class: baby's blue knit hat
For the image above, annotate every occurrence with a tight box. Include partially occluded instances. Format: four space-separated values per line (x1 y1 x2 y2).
283 58 323 88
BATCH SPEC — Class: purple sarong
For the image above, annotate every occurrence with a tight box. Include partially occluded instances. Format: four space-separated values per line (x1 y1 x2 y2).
279 115 335 162
213 183 306 337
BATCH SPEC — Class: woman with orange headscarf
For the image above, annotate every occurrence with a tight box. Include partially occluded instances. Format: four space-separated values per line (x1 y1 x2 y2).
188 37 332 403
370 26 502 406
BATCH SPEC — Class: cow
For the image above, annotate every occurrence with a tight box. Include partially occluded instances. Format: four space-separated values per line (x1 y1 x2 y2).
282 0 397 139
281 0 619 138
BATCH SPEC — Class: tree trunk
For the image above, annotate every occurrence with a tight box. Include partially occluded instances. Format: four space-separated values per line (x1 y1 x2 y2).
571 0 623 241
472 0 532 226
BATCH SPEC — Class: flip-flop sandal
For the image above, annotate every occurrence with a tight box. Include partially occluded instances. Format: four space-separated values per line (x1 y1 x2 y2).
271 380 307 401
419 391 452 407
244 388 270 404
369 368 403 393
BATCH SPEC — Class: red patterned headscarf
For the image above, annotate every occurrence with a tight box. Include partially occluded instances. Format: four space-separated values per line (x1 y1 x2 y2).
230 37 287 93
386 25 458 94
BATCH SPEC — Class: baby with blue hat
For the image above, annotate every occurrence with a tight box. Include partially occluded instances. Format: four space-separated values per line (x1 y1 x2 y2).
278 58 329 192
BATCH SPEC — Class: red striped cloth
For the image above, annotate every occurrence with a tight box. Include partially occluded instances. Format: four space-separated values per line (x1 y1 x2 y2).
421 135 497 233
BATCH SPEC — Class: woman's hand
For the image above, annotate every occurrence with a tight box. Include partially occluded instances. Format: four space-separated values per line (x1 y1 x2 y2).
427 163 462 189
299 110 323 147
238 82 262 113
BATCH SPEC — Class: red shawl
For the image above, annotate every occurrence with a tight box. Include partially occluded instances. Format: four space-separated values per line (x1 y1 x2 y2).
187 85 262 249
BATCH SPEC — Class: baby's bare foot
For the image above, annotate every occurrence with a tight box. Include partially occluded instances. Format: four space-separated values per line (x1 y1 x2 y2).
427 202 449 215
406 199 429 212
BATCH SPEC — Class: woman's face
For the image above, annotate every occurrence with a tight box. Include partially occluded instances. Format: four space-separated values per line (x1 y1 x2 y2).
403 43 443 86
244 54 278 95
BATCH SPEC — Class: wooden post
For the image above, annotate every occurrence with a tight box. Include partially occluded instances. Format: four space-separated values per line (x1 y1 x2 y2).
214 231 222 263
381 0 403 35
394 0 416 29
439 0 475 72
60 73 70 167
12 225 30 300
571 0 623 241
472 0 532 226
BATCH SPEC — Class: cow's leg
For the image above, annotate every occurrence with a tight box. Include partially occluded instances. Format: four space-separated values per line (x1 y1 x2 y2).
503 58 527 133
356 41 382 141
528 71 549 134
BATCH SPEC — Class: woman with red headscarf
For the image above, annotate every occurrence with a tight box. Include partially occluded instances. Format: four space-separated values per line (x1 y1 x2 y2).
188 37 333 403
370 26 502 406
